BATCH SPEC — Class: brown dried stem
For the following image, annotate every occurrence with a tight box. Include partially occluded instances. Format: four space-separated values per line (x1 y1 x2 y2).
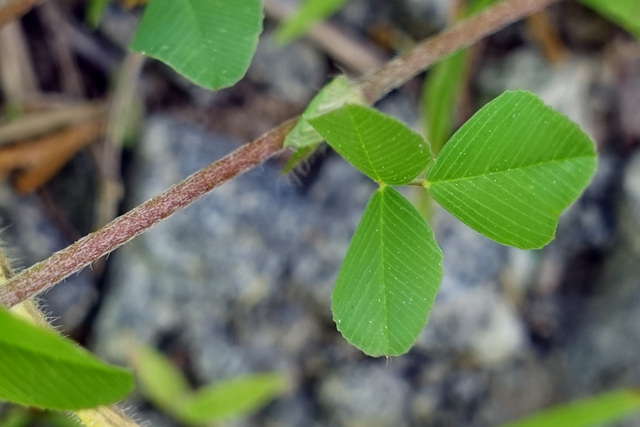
0 0 560 308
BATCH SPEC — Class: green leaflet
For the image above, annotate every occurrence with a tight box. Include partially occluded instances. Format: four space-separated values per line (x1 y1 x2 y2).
426 90 597 249
130 0 263 90
309 104 432 185
332 186 443 356
275 0 351 44
0 305 133 410
498 389 640 427
578 0 640 39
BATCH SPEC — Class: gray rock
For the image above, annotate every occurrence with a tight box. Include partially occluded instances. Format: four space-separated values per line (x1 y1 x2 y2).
318 364 410 427
91 111 552 425
394 0 450 39
563 151 640 398
476 355 560 426
92 115 376 424
616 41 640 142
94 115 307 373
415 209 527 366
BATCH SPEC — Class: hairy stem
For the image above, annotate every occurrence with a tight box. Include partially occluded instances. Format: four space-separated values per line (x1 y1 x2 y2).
0 0 560 308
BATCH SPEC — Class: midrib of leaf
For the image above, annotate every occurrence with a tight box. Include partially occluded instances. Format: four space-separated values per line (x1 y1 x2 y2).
430 91 580 172
347 107 381 182
377 188 391 349
431 96 588 180
427 155 594 185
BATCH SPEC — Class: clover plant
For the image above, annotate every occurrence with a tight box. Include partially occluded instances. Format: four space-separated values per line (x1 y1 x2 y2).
2 0 639 424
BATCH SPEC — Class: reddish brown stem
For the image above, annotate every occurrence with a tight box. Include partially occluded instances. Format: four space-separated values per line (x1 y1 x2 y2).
0 119 295 307
0 0 560 308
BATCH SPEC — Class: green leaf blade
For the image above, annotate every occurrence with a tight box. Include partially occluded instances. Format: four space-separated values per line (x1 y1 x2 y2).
499 389 640 427
309 105 432 185
426 90 597 249
130 0 263 91
333 186 443 357
176 374 287 424
0 306 134 410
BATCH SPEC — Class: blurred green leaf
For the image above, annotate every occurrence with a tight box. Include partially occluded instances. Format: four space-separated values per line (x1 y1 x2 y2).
578 0 640 39
421 0 500 155
426 90 597 249
132 343 285 425
0 409 31 427
86 0 109 28
309 104 431 185
132 344 190 410
498 389 640 427
275 0 351 44
466 0 501 16
130 0 263 90
0 305 134 410
0 407 83 427
332 186 443 356
41 412 84 427
176 374 287 424
422 49 468 155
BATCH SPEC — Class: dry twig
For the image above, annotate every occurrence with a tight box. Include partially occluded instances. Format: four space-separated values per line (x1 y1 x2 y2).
0 102 106 146
0 20 37 102
12 120 104 194
526 10 566 63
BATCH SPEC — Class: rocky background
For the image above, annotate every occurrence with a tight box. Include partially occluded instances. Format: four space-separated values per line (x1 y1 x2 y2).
1 0 639 426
